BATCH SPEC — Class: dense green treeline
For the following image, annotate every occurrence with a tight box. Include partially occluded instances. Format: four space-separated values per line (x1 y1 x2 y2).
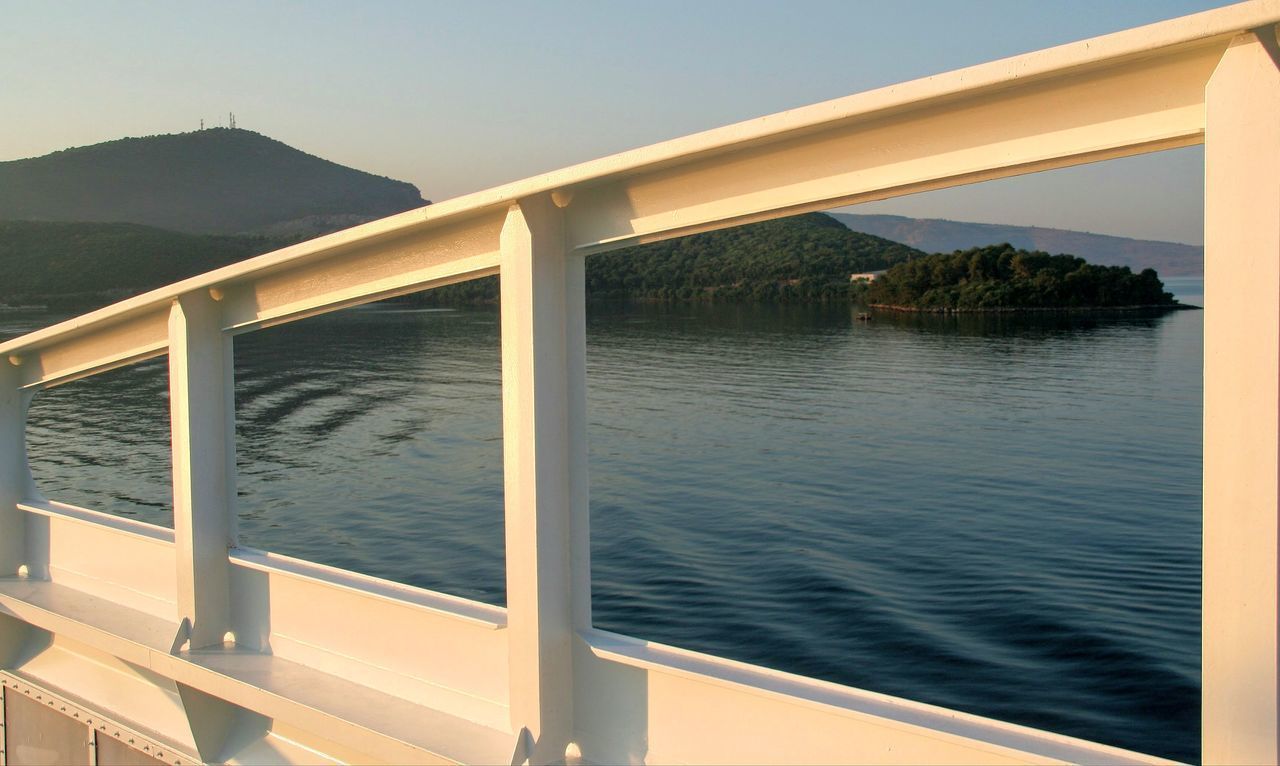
0 219 1183 315
3 213 920 311
864 244 1180 311
417 213 923 305
588 212 921 301
0 221 287 309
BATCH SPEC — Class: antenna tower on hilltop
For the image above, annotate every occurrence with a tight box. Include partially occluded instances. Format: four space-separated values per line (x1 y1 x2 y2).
229 112 236 129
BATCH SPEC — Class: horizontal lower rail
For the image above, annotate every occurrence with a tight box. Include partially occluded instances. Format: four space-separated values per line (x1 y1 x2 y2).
582 628 1173 766
4 5 1277 764
0 558 1178 766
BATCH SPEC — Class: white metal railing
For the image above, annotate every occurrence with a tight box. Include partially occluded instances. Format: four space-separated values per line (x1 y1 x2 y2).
1 2 1278 764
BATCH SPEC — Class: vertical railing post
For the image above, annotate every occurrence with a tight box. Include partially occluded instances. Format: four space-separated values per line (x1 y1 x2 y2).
1204 27 1280 766
169 291 236 649
501 193 587 763
0 366 26 577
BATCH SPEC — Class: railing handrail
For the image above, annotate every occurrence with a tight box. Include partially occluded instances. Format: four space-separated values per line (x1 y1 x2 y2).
3 3 1279 763
2 0 1275 364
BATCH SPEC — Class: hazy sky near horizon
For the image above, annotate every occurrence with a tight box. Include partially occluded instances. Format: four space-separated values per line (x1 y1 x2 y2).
2 0 1233 244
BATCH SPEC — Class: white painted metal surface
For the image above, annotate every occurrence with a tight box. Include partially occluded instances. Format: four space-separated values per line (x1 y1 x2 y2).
0 3 1277 763
500 195 579 764
1203 24 1280 766
169 292 236 651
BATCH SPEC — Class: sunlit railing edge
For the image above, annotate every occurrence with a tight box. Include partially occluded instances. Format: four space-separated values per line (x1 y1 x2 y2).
0 3 1276 764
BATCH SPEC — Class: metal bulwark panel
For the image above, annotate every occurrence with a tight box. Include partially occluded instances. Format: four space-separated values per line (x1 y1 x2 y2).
94 734 166 766
0 677 192 766
2 689 91 766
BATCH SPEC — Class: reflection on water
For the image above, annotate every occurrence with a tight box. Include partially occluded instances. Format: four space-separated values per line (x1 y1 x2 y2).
586 301 1199 763
232 305 505 602
25 357 173 521
11 290 1202 763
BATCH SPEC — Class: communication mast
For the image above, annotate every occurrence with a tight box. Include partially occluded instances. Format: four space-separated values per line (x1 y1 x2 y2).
229 112 236 129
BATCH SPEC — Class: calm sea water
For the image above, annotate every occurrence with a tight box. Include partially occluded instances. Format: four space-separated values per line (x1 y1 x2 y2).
6 279 1204 763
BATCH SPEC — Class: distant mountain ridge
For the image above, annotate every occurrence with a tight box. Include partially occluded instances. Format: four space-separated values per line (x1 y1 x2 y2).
0 128 427 236
0 129 1197 312
833 213 1203 277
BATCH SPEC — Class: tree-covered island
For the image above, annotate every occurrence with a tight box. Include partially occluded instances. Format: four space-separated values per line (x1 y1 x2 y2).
0 215 1192 314
862 244 1189 312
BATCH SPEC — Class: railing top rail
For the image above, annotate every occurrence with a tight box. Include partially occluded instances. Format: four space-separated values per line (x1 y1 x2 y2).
2 0 1275 361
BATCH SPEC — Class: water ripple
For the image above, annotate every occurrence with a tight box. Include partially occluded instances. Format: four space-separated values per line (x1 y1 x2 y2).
12 301 1202 763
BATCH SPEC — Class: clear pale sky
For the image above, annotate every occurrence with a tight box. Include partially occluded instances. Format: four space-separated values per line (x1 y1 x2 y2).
1 0 1231 244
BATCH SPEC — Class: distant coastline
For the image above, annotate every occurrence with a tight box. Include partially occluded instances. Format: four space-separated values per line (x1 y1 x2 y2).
868 303 1200 314
834 213 1203 278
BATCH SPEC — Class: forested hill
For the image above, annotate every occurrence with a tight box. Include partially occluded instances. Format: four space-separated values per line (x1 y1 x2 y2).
0 213 922 311
0 129 426 236
864 245 1183 312
0 221 283 309
426 213 926 304
589 213 922 301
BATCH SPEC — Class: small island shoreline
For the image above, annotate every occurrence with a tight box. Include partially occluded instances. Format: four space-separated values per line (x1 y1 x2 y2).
860 244 1193 314
868 303 1201 314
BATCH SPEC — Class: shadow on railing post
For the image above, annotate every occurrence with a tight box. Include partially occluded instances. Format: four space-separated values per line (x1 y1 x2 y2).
0 364 25 578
